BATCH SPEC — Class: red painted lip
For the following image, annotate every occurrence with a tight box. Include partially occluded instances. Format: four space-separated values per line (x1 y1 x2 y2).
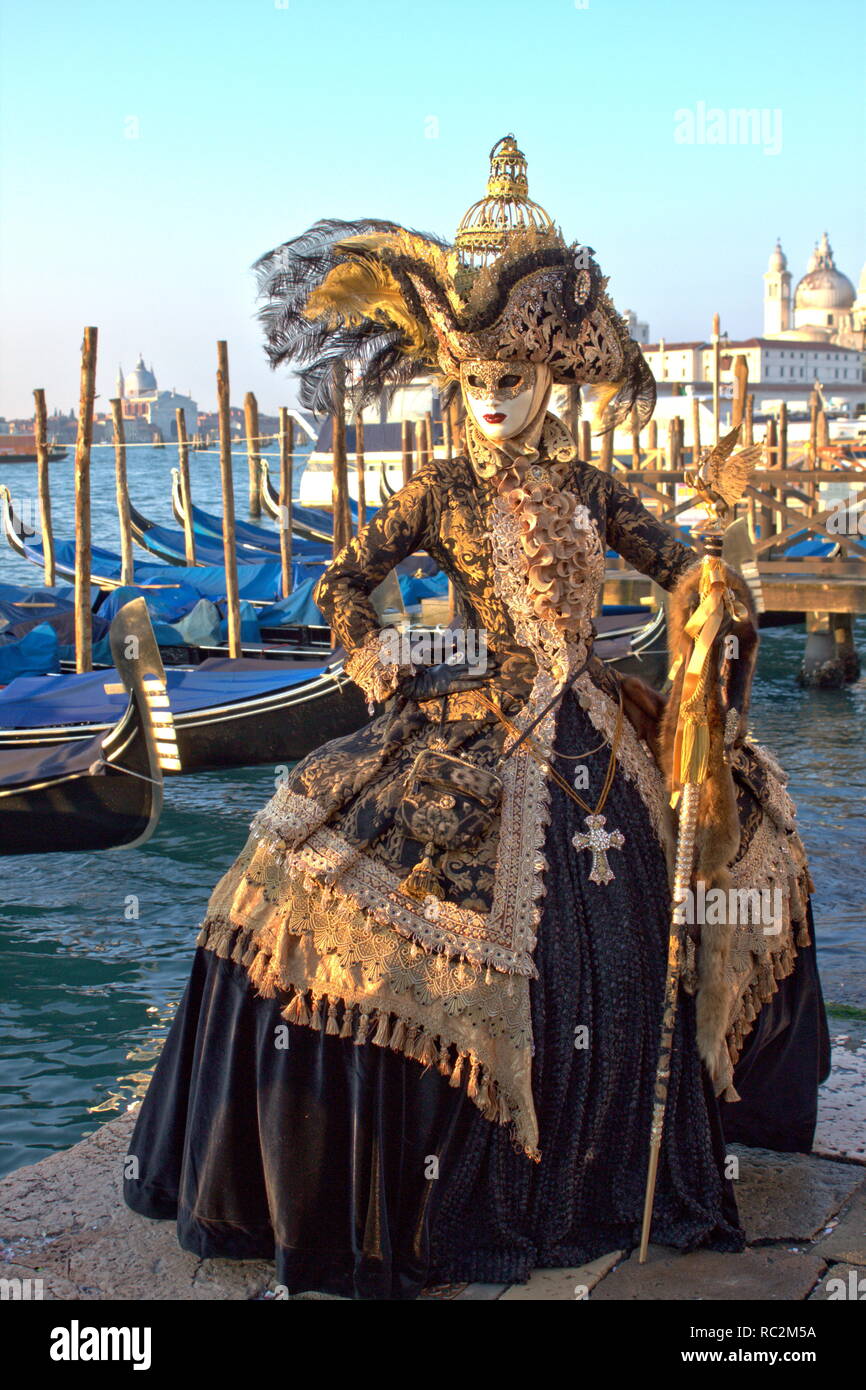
483 412 506 424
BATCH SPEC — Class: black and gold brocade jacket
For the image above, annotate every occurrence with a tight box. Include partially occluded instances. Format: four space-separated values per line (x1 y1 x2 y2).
314 451 697 697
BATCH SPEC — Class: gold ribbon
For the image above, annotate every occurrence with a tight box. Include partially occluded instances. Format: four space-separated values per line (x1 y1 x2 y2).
668 557 748 805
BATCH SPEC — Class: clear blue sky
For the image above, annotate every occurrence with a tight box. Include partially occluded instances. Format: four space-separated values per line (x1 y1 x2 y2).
0 0 863 418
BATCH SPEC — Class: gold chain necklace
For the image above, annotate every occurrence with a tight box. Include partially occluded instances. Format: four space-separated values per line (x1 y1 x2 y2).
478 689 626 887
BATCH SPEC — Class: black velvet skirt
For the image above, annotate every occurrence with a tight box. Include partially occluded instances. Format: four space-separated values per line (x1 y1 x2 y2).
123 696 829 1299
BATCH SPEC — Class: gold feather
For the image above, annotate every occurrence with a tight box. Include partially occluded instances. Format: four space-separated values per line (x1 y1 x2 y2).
303 255 430 357
583 381 621 431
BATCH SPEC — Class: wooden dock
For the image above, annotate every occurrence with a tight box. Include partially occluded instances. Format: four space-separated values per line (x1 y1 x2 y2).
589 397 865 685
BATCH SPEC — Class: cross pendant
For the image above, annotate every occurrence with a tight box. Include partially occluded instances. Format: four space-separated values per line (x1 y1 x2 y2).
572 813 625 886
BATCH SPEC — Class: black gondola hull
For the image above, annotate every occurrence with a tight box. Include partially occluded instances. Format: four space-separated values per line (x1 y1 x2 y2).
0 599 171 854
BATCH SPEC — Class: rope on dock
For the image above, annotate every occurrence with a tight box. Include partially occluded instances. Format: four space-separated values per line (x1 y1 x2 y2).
42 440 309 458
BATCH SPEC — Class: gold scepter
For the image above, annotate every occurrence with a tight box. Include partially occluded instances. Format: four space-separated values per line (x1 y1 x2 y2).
638 411 762 1265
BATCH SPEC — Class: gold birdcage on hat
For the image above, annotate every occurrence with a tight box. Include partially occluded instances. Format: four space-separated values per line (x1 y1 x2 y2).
454 135 555 268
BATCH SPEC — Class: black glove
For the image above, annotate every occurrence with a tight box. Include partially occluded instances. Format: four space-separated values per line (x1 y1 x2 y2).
397 658 493 703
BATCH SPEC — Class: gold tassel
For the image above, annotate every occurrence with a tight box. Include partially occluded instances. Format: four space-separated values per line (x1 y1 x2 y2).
354 1010 371 1046
467 1056 481 1101
389 1017 408 1051
372 1010 392 1047
285 991 310 1027
248 952 270 994
339 1002 355 1039
309 994 322 1031
437 1042 452 1076
400 852 446 901
325 1000 340 1036
449 1050 467 1088
679 715 709 786
416 1032 439 1067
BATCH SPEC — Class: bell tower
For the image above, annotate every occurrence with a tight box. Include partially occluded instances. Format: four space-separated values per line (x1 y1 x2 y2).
763 239 791 335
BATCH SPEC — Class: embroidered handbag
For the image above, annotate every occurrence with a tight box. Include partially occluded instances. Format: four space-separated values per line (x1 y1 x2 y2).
399 748 503 899
400 749 503 849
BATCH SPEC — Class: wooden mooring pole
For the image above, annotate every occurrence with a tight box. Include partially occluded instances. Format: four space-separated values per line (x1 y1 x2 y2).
598 420 613 474
580 419 592 464
278 408 293 599
712 312 721 443
691 395 701 466
110 399 134 586
217 341 242 658
354 412 366 531
33 388 55 587
401 419 413 484
761 418 777 541
666 417 677 472
74 328 97 673
331 363 351 553
807 391 820 514
731 355 748 431
448 398 464 459
244 391 262 518
176 407 196 566
415 419 428 471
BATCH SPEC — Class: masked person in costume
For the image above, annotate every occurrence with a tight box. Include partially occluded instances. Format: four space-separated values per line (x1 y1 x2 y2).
124 137 828 1298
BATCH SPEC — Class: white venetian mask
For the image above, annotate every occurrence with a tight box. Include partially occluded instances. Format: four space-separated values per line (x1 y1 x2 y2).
459 359 538 442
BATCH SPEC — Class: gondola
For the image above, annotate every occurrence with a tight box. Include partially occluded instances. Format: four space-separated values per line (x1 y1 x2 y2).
594 601 668 686
0 603 667 773
173 469 375 559
170 470 300 559
0 598 179 854
131 495 329 567
169 472 439 591
0 654 367 773
380 458 396 502
0 577 333 676
259 459 378 539
0 486 325 605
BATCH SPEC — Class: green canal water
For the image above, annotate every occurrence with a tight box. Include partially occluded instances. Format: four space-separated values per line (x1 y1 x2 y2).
0 448 864 1176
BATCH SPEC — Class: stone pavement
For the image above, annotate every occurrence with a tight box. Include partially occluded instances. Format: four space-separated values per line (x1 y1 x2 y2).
1 1030 863 1303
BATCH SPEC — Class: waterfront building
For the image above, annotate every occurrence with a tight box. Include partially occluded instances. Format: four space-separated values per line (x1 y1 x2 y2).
640 234 865 417
762 234 864 350
115 356 198 443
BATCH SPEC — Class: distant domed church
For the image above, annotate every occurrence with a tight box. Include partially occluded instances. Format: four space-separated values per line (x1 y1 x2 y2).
763 234 865 349
115 355 198 443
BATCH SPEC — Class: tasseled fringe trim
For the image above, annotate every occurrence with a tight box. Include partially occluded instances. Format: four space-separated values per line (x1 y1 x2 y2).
196 915 539 1159
248 814 539 980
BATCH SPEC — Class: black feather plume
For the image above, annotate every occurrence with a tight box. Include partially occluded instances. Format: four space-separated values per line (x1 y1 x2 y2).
253 219 447 414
